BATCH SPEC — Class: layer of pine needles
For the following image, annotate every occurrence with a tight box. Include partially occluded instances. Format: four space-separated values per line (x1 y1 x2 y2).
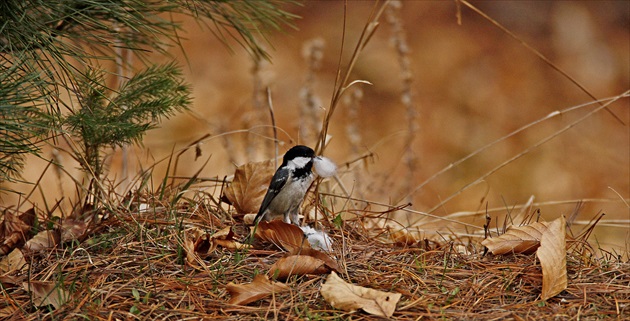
2 190 628 320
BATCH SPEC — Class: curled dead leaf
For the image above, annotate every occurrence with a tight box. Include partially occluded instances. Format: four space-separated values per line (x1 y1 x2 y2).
224 160 276 214
537 216 568 300
183 227 252 268
268 254 331 280
182 227 207 267
226 273 290 305
210 226 251 251
481 221 548 255
255 220 310 252
0 208 35 255
297 247 340 272
321 271 401 318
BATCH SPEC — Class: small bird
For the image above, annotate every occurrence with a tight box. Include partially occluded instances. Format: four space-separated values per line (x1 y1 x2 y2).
253 145 317 225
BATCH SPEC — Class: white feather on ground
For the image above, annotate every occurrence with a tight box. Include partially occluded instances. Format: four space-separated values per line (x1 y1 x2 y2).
300 225 333 252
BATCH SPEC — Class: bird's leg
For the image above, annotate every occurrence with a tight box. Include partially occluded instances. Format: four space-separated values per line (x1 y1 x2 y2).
289 209 300 226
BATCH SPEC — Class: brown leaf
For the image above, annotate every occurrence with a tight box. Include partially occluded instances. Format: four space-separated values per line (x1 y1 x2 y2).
0 248 27 274
226 273 290 305
24 230 60 252
224 160 276 214
61 218 89 242
481 221 548 255
297 247 340 272
389 228 420 246
537 216 568 300
183 227 252 267
0 274 24 287
0 208 34 255
255 220 310 252
210 226 251 251
22 281 69 309
182 227 207 267
321 271 401 317
268 254 331 280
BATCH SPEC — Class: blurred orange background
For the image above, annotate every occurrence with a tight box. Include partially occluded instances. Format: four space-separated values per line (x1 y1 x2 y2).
4 1 629 255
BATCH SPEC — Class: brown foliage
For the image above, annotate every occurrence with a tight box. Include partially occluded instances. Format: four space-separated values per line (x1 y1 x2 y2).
321 271 401 317
224 160 276 214
227 274 290 305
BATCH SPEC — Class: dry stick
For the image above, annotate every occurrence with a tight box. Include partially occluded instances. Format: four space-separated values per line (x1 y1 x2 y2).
386 0 418 206
266 87 279 167
426 90 630 215
20 160 54 211
344 88 365 190
399 93 630 203
315 0 388 155
171 133 211 189
319 192 480 230
58 133 115 211
115 26 130 195
443 197 627 219
458 0 625 126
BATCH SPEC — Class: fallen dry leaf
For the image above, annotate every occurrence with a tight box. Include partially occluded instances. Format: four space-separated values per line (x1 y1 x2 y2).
255 220 310 252
224 160 276 214
182 227 207 267
183 227 252 268
0 208 35 255
389 228 420 246
297 247 340 272
22 281 69 309
61 218 89 242
481 221 548 255
268 254 331 280
0 248 27 274
23 230 60 252
321 271 401 318
0 274 23 287
226 273 290 305
209 226 251 251
537 216 567 300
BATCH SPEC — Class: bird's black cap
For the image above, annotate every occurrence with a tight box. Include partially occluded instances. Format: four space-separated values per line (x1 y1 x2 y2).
282 145 315 164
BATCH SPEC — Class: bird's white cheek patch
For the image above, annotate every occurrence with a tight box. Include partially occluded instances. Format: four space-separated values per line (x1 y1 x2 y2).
313 156 337 178
289 157 312 169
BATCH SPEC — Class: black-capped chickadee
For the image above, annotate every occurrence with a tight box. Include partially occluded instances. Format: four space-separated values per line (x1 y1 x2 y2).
253 145 316 225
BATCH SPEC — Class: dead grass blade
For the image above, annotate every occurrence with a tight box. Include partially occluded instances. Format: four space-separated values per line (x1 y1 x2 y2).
315 1 387 155
427 90 630 213
458 0 624 125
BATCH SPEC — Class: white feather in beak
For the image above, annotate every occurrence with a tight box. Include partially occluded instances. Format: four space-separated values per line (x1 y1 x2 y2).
313 156 337 178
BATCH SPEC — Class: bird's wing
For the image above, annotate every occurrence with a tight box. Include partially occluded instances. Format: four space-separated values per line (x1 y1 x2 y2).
254 167 290 222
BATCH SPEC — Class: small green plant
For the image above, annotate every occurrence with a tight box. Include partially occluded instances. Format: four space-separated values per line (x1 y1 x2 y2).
61 63 190 205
